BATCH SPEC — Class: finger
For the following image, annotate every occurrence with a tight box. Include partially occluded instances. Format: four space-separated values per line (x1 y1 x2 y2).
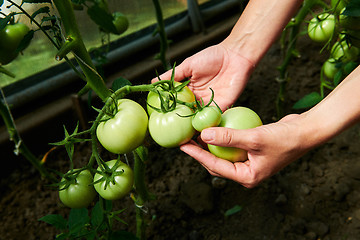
181 141 262 187
200 127 260 151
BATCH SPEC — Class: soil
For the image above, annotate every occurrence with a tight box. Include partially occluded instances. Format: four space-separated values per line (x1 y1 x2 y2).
1 34 360 240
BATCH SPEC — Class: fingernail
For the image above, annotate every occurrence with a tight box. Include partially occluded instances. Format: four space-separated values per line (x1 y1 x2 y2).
201 129 215 142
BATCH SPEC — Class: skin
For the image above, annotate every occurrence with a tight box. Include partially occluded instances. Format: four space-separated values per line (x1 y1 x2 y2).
153 0 360 188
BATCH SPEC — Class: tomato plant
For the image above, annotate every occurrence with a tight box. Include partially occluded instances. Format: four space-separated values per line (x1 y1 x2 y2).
93 160 134 201
147 81 195 115
96 99 148 154
113 12 129 35
331 40 359 63
148 104 195 148
0 22 30 65
59 169 97 209
307 13 336 43
192 106 222 132
331 0 349 14
208 107 262 162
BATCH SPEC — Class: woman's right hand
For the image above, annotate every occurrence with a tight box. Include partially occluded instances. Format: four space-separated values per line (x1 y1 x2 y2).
153 43 255 110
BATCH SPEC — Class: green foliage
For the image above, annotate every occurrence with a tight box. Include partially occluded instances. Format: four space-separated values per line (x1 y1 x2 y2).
224 205 243 217
293 92 323 109
39 201 138 240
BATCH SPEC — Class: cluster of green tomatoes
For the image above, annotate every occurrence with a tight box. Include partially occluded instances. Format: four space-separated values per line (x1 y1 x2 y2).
59 80 262 208
307 0 360 81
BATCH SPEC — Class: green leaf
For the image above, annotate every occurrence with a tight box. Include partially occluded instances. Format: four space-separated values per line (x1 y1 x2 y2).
0 15 12 31
68 208 89 234
87 4 117 34
343 0 360 17
31 6 50 19
16 30 34 53
343 61 358 75
293 92 323 109
111 77 132 91
224 205 243 217
38 214 67 230
333 70 343 86
90 202 104 228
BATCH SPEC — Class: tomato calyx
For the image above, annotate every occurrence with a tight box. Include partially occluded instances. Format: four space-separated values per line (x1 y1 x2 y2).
93 159 129 191
57 168 89 190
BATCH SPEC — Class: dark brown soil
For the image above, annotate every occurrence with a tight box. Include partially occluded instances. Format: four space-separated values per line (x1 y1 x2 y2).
1 35 360 240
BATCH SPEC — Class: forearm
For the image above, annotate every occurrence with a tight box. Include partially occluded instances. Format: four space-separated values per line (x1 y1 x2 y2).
300 66 360 149
222 0 304 65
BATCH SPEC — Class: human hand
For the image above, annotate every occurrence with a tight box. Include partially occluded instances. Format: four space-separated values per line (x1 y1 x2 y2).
180 114 311 188
153 43 255 110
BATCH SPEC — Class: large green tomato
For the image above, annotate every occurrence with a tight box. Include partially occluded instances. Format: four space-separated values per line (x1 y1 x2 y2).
331 40 359 63
59 169 97 208
307 13 336 43
208 107 262 162
94 160 134 200
192 106 222 132
149 104 195 148
0 23 30 65
147 81 195 115
96 99 148 154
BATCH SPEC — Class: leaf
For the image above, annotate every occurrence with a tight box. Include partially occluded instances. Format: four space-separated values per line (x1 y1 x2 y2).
90 202 104 228
292 92 323 109
343 0 360 17
111 77 132 91
343 61 358 75
87 4 117 34
16 30 34 53
68 208 90 234
30 6 50 20
224 205 243 217
0 15 13 31
38 214 67 230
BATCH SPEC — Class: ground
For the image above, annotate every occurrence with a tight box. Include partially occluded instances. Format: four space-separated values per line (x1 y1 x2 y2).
1 34 360 240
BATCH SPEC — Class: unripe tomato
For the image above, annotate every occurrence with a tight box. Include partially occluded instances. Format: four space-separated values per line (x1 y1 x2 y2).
0 23 30 65
94 160 134 201
208 107 262 162
59 169 97 208
323 58 339 79
331 40 359 63
112 12 129 35
147 82 195 115
96 99 148 154
192 106 222 132
307 13 336 43
149 104 195 148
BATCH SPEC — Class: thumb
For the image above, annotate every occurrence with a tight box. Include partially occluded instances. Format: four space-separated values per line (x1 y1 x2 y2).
201 127 256 151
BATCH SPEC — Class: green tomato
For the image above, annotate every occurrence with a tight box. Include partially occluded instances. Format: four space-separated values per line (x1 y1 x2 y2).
192 106 222 132
149 104 195 148
147 82 195 115
331 40 359 63
112 12 129 35
208 107 262 162
59 169 97 208
307 13 336 43
323 58 339 79
0 23 30 65
96 99 148 154
94 160 134 200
